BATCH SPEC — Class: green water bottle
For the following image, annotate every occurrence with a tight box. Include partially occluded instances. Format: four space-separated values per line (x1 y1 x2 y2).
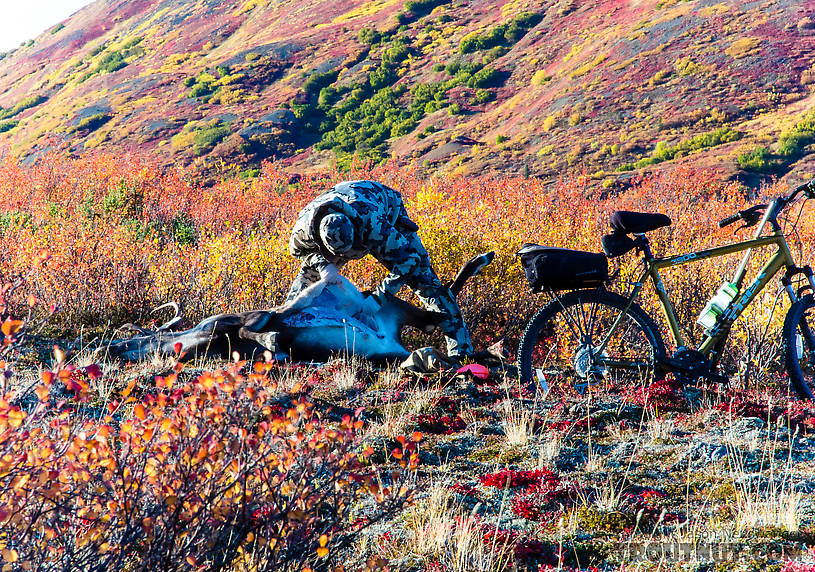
697 282 738 331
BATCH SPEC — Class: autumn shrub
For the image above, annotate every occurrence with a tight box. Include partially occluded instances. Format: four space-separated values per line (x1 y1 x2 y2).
73 112 111 133
0 343 417 570
479 469 556 489
0 152 812 362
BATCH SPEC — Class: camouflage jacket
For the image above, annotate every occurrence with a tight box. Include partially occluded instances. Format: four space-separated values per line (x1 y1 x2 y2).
289 180 419 265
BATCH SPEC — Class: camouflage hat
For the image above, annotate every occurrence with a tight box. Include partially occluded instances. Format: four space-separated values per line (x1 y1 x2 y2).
319 213 354 256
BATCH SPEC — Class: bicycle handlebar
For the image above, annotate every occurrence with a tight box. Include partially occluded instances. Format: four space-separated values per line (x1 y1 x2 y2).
718 212 741 228
787 179 815 201
718 204 768 228
718 179 815 228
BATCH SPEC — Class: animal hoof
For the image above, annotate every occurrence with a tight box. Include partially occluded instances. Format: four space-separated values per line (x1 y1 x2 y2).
256 331 279 352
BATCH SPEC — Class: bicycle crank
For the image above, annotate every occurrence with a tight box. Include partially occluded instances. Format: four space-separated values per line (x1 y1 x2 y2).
663 348 728 384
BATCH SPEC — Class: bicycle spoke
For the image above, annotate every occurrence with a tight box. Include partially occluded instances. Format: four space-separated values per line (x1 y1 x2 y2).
519 290 664 389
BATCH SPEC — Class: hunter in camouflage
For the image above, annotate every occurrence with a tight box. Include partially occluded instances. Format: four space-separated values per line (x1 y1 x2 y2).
287 180 473 357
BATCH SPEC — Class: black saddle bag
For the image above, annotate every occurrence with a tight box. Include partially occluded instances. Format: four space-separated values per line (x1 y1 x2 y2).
518 244 608 292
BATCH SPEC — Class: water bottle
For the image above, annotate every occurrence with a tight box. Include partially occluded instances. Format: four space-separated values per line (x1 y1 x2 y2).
697 282 738 331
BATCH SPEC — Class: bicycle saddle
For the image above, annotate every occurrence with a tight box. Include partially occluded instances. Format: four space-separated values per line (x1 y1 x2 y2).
610 210 671 234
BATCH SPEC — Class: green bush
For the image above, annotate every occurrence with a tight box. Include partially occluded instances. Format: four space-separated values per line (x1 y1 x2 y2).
471 88 494 104
0 211 32 230
303 70 339 95
75 113 111 132
369 64 396 89
189 83 214 98
0 120 18 133
404 0 451 16
383 40 410 64
459 11 543 53
98 51 127 74
644 127 742 165
358 27 381 44
50 23 65 34
192 123 230 155
776 113 815 159
496 134 508 144
0 95 46 120
318 86 339 107
737 146 777 173
172 214 197 245
468 67 499 88
81 37 143 82
634 157 659 169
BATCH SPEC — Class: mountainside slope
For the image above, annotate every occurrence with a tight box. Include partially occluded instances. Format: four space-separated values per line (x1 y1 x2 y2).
0 0 814 183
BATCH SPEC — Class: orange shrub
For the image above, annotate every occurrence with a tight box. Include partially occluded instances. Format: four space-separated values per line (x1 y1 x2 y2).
0 151 813 363
0 354 416 570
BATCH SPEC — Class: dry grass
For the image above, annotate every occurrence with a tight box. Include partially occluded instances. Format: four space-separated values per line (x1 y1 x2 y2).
537 432 563 468
646 415 675 444
500 398 534 446
390 483 515 571
366 379 441 439
729 417 801 533
331 354 368 391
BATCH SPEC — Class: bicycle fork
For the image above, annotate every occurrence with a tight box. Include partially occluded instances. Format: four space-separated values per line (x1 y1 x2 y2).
783 266 815 368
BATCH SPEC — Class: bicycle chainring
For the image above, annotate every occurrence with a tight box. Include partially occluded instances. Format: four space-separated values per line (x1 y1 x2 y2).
669 348 711 382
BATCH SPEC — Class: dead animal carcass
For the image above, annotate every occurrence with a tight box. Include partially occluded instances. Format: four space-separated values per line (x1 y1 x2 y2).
103 252 494 363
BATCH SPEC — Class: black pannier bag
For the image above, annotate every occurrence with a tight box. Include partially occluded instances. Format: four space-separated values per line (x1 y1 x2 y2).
518 244 609 292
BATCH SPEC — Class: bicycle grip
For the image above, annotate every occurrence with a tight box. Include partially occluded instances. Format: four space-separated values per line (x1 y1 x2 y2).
718 212 741 228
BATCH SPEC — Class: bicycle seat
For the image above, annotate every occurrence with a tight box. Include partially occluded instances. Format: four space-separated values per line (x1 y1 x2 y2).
610 211 671 234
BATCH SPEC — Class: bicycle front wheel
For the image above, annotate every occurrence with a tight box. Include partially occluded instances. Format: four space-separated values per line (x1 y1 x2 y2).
784 294 815 399
518 289 666 389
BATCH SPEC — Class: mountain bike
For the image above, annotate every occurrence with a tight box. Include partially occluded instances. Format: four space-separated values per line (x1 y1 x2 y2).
516 180 815 398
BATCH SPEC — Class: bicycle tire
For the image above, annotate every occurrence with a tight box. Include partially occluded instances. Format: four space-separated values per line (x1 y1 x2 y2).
783 294 815 399
517 289 666 389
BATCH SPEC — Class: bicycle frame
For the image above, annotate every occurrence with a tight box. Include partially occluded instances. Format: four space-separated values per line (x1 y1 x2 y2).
597 204 804 364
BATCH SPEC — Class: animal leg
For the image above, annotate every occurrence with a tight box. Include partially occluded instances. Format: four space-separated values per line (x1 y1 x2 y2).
238 327 279 352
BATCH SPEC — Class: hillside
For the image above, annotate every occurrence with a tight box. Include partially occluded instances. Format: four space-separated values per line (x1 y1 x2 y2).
0 0 814 183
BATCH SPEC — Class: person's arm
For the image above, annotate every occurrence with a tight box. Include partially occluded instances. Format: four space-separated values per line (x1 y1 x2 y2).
302 251 337 276
395 209 419 232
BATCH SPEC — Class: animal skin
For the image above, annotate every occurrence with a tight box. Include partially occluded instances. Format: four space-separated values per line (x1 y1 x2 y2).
103 252 494 363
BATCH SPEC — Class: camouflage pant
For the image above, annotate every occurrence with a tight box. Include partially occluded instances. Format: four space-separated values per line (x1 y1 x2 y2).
286 231 473 357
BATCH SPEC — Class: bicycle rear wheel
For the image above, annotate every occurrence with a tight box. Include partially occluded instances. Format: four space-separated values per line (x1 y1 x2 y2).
517 289 666 390
783 294 815 399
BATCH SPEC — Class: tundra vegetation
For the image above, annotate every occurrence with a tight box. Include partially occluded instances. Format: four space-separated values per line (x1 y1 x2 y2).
2 154 815 570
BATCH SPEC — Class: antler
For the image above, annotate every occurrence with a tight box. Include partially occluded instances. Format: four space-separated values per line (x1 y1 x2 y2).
152 301 182 332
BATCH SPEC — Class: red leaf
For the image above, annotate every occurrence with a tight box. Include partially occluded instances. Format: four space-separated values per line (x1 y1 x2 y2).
85 364 102 379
